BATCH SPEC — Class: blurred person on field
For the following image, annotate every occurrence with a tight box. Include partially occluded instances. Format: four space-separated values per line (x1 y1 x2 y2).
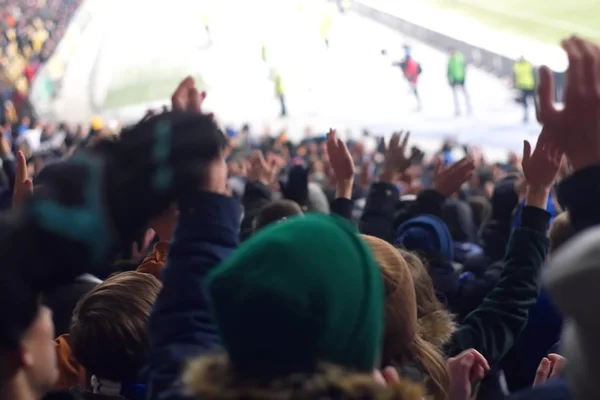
447 48 471 116
513 56 537 123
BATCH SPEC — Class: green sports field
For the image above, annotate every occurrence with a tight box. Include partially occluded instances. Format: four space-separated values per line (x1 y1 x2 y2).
422 0 600 45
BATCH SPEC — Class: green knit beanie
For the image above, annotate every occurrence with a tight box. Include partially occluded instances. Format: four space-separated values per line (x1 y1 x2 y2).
205 213 383 375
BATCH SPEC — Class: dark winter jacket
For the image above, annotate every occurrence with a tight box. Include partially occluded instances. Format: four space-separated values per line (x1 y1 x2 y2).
146 191 240 400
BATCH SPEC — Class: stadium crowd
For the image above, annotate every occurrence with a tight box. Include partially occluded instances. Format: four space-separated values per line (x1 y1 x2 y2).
1 2 600 400
0 0 82 118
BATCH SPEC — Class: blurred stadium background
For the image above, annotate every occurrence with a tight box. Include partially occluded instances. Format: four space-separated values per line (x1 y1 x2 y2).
8 0 595 159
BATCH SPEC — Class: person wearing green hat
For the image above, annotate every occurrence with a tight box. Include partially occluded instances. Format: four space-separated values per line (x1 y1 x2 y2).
179 213 423 399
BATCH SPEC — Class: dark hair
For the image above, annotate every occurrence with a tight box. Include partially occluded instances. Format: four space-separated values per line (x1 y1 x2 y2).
253 200 303 232
70 271 162 381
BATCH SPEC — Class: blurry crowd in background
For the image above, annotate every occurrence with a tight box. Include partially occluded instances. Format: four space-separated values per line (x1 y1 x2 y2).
0 0 82 120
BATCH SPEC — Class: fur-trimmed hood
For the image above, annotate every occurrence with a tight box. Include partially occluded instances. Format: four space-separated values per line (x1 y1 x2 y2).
417 309 457 350
183 354 424 400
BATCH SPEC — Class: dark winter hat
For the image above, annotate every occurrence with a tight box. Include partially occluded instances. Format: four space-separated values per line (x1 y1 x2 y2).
206 214 383 375
394 215 453 262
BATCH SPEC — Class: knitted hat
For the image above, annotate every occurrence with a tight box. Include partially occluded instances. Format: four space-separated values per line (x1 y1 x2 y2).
545 226 600 400
361 235 417 353
394 215 453 262
206 214 383 375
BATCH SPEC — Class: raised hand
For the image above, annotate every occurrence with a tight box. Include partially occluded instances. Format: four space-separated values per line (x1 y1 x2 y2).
171 76 207 114
326 128 354 181
433 157 475 197
447 349 490 400
379 131 413 183
533 353 566 387
247 150 280 187
326 128 354 199
538 36 600 171
13 150 33 208
522 130 563 191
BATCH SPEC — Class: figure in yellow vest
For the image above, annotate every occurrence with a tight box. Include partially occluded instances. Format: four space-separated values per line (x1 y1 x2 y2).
320 14 332 49
202 13 211 42
261 44 267 64
272 70 287 117
513 56 537 123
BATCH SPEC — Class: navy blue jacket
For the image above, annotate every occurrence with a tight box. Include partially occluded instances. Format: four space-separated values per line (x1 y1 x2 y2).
146 191 240 400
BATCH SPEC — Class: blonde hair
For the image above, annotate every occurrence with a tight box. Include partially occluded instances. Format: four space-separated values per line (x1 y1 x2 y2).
398 249 457 349
361 235 450 400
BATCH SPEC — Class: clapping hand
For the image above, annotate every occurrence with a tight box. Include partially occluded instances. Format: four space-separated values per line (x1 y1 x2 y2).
433 157 475 197
326 128 355 199
522 129 562 208
379 131 414 183
13 150 33 208
447 349 490 400
538 36 600 172
247 150 280 187
533 353 566 387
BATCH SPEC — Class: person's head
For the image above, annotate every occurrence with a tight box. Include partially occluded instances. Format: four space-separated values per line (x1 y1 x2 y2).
361 234 449 400
441 199 476 243
467 196 491 231
394 215 454 263
253 199 303 232
548 212 574 255
199 214 384 373
0 278 57 399
184 215 427 399
69 271 162 383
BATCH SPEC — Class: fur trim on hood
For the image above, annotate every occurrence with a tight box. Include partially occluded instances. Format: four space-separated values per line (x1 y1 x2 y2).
417 309 457 350
183 354 424 400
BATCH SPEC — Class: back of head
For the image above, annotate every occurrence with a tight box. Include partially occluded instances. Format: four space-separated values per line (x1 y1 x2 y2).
467 196 491 230
307 182 330 214
360 235 417 357
253 199 303 232
364 241 449 400
394 215 454 262
441 199 476 243
70 271 162 382
548 212 574 255
546 226 600 400
205 214 383 376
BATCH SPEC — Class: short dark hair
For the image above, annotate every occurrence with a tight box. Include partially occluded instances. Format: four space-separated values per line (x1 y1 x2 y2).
253 200 303 232
70 271 162 382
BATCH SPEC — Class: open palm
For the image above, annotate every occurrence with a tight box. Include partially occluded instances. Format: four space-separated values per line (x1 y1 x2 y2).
522 130 563 190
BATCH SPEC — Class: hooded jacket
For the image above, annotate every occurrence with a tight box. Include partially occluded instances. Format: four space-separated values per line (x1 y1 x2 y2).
394 214 459 306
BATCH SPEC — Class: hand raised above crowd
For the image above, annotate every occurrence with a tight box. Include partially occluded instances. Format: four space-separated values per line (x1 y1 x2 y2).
171 76 208 114
538 36 600 171
12 150 33 208
247 150 281 188
522 130 563 191
379 131 414 183
326 128 355 199
433 157 475 197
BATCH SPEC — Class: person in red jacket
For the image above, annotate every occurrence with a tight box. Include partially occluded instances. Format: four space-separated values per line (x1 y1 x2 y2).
394 45 422 111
